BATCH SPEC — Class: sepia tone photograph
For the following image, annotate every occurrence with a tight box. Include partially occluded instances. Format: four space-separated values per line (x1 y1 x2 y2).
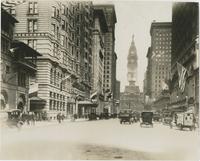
0 0 199 160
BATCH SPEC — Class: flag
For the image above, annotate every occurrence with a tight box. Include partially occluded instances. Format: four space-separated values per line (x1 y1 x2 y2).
60 74 71 91
1 0 26 8
90 91 98 99
61 74 71 83
161 80 168 90
177 62 187 92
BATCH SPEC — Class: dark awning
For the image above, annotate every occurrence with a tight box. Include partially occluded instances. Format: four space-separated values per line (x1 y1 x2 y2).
78 100 98 107
11 40 42 57
30 96 46 105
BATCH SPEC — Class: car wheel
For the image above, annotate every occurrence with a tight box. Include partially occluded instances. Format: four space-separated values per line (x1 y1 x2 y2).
17 121 23 128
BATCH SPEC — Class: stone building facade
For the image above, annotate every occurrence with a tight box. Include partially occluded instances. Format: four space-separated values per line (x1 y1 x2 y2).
1 8 41 113
91 6 108 115
94 5 117 114
12 0 94 119
170 2 199 117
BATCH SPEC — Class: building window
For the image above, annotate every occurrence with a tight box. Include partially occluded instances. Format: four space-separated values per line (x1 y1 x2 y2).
6 65 10 74
18 72 26 87
1 38 9 53
51 24 55 35
29 2 38 14
61 35 64 46
10 8 16 15
28 19 37 32
49 100 52 110
61 19 65 30
52 6 56 17
61 5 65 15
56 26 59 39
28 39 37 49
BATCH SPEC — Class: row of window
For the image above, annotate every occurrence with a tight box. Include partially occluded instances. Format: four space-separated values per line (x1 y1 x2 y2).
50 69 65 88
49 92 65 100
155 46 171 49
155 41 171 45
155 32 171 37
154 58 171 62
49 99 66 111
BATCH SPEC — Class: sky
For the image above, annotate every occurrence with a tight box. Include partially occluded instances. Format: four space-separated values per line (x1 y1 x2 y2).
94 0 172 92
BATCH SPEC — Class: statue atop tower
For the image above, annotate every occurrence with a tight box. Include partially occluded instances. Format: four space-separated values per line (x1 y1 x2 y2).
127 34 138 85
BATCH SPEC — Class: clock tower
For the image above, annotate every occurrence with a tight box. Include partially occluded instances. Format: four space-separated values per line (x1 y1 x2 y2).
127 35 138 84
120 34 143 112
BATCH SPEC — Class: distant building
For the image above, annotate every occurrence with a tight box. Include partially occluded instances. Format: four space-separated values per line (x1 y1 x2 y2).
1 8 41 113
120 36 143 112
170 2 199 117
146 22 172 100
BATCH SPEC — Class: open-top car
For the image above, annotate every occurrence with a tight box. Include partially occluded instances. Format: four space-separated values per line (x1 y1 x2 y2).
118 109 133 124
140 111 153 127
6 109 24 128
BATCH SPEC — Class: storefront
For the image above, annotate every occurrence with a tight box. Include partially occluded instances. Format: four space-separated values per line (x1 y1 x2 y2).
78 100 98 118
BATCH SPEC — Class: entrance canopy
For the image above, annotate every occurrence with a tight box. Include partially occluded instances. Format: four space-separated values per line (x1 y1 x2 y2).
30 96 46 111
78 100 98 107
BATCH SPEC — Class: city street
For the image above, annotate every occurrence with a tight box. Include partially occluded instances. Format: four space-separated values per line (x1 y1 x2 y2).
0 119 199 160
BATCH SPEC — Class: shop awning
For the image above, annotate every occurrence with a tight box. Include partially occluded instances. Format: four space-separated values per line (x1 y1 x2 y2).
78 100 98 107
30 96 46 105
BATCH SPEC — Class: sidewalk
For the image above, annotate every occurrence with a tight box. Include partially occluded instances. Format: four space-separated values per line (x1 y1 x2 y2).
1 118 89 131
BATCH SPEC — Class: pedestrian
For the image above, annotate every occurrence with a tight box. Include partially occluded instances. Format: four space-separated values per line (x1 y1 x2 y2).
57 113 61 123
31 113 35 125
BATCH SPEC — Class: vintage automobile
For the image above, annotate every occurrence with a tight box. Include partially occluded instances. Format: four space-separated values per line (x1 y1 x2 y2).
7 109 24 128
170 112 195 131
153 113 162 122
0 109 24 128
140 112 153 127
162 111 172 125
118 109 133 124
88 113 98 120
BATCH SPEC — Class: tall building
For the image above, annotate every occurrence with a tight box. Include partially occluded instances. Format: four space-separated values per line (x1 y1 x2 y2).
146 22 172 100
120 36 143 112
94 4 117 114
12 0 94 119
91 6 108 114
1 8 41 113
170 2 199 117
127 35 138 83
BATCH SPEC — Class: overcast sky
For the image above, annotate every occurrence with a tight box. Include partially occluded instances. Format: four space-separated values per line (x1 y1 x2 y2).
94 0 172 92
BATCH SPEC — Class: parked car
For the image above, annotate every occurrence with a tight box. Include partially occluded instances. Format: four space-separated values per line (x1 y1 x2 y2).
140 112 153 127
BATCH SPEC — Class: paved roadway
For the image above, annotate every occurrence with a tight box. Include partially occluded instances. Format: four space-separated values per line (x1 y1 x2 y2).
0 119 199 160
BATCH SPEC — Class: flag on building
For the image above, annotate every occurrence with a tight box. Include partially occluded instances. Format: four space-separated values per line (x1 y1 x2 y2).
90 91 98 99
177 62 187 92
1 0 26 9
